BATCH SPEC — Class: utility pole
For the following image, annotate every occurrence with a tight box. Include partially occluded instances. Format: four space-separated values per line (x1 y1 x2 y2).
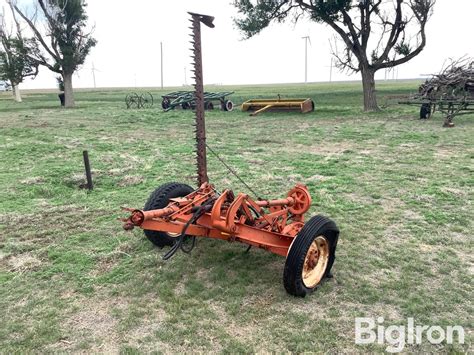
302 36 310 83
160 41 164 89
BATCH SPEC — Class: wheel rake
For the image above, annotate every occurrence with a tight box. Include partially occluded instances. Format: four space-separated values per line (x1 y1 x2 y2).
125 92 154 109
120 12 340 297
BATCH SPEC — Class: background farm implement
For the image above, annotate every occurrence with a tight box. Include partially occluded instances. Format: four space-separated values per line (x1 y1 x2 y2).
125 92 154 109
241 97 315 116
399 58 473 126
161 90 234 112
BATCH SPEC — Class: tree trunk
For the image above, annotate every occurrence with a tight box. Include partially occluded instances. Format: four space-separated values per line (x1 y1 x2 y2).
361 67 379 111
63 73 75 108
12 83 22 103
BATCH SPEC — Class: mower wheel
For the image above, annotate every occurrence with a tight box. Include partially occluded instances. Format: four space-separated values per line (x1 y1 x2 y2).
283 215 339 297
143 182 194 248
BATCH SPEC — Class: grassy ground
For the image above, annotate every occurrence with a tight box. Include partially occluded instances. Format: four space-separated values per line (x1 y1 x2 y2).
0 81 472 353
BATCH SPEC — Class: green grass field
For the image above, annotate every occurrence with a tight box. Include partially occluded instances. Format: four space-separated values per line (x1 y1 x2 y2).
0 81 472 353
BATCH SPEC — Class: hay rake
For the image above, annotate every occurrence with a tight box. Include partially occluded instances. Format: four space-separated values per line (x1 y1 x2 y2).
125 92 154 109
120 13 339 297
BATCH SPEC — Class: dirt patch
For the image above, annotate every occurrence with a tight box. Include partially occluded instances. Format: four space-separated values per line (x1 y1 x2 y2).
306 174 331 182
207 302 256 350
88 242 134 278
0 205 111 252
440 186 468 197
284 142 355 157
125 308 169 352
7 253 43 272
56 136 83 149
117 175 144 187
108 166 134 176
51 296 129 352
20 176 46 185
433 147 460 160
64 172 102 188
246 158 266 165
380 197 405 214
24 120 50 128
174 274 188 296
254 138 281 144
344 192 377 206
402 209 424 221
118 153 144 164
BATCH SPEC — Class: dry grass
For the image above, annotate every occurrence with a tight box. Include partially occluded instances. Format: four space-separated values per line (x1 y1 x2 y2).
0 82 472 352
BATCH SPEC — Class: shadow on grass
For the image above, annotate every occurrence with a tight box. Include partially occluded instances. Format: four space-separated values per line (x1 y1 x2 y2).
0 104 64 113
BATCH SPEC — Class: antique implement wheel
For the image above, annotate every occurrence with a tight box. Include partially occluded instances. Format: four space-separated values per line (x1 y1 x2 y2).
420 103 435 119
221 100 234 111
284 215 339 297
141 92 154 109
125 92 140 109
162 97 171 109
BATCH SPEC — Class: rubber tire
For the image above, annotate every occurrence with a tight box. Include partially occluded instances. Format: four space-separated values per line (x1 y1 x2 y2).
420 103 431 119
223 100 234 112
205 101 214 110
143 182 194 248
161 98 170 110
283 215 339 297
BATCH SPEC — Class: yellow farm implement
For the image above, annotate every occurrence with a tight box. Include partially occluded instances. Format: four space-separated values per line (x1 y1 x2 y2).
241 97 315 116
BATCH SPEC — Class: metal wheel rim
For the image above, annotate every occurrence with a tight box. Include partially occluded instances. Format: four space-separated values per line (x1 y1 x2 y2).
302 236 329 288
129 93 139 108
143 92 154 108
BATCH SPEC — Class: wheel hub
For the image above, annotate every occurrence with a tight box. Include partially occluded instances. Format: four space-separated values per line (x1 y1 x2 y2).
302 236 329 288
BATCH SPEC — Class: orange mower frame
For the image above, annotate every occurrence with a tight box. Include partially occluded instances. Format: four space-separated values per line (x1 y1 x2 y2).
121 182 339 297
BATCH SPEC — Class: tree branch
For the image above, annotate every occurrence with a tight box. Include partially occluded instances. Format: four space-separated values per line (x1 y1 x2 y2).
376 0 404 65
12 3 59 62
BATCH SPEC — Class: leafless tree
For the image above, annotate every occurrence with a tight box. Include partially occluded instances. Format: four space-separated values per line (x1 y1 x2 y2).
0 1 39 102
10 0 96 107
234 0 436 111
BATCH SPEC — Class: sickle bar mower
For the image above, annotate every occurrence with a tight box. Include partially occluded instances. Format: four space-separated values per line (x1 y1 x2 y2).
120 12 339 297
